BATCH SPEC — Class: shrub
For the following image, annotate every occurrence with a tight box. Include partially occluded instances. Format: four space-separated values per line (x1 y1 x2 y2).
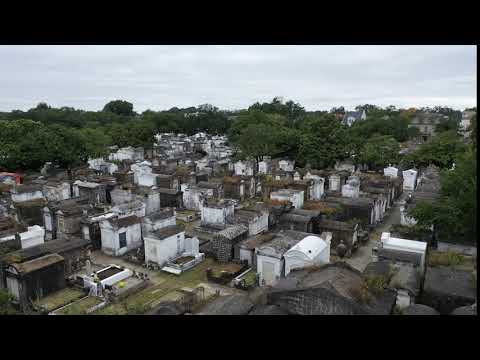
0 289 18 315
364 275 387 296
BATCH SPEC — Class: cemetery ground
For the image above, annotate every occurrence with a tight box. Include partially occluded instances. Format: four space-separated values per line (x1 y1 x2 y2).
346 192 407 272
89 253 242 315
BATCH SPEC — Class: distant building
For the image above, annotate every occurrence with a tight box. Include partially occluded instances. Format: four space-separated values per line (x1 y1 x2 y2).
459 110 476 138
342 109 367 126
408 112 449 141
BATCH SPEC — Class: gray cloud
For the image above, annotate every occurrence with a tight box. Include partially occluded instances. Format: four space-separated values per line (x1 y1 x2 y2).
0 45 476 112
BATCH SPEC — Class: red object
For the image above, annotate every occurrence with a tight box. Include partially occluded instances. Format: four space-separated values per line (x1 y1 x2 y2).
0 172 22 184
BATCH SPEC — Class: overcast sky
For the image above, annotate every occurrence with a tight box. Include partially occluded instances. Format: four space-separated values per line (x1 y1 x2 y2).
0 45 476 112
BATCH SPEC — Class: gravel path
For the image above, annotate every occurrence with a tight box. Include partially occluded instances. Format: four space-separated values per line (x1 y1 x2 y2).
345 192 408 272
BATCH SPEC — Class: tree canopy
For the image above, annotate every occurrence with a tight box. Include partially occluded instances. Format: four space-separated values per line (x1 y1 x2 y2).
248 97 306 123
296 113 349 169
356 135 400 170
408 146 476 243
435 118 458 133
103 100 135 116
0 100 471 178
0 99 474 248
401 131 466 169
228 110 296 164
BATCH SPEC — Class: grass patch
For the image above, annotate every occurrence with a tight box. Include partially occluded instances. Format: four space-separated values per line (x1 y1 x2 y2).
93 258 217 315
93 304 126 315
34 288 85 312
238 270 257 287
55 296 103 315
125 302 149 315
428 250 465 267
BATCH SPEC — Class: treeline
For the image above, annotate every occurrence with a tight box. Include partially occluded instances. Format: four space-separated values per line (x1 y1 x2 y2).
406 113 477 243
0 100 234 171
228 99 476 243
408 146 477 243
0 98 476 243
0 100 233 134
0 98 471 173
229 100 423 170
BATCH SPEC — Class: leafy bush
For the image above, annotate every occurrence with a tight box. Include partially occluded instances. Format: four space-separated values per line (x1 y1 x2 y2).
363 275 387 296
0 289 17 315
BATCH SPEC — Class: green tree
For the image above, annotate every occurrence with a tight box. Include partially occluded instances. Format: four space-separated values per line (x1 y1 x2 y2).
296 114 348 168
346 108 415 143
0 119 51 170
408 147 476 243
357 135 400 170
402 131 466 169
247 97 305 122
228 110 289 144
355 104 381 115
197 103 218 113
76 128 112 160
229 111 294 166
0 289 17 315
105 123 132 148
0 119 103 171
128 121 156 149
103 100 135 116
435 118 458 133
234 123 282 166
45 125 87 168
33 102 51 110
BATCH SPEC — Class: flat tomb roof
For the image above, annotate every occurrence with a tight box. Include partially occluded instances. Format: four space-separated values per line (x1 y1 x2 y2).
96 266 124 281
383 237 427 252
